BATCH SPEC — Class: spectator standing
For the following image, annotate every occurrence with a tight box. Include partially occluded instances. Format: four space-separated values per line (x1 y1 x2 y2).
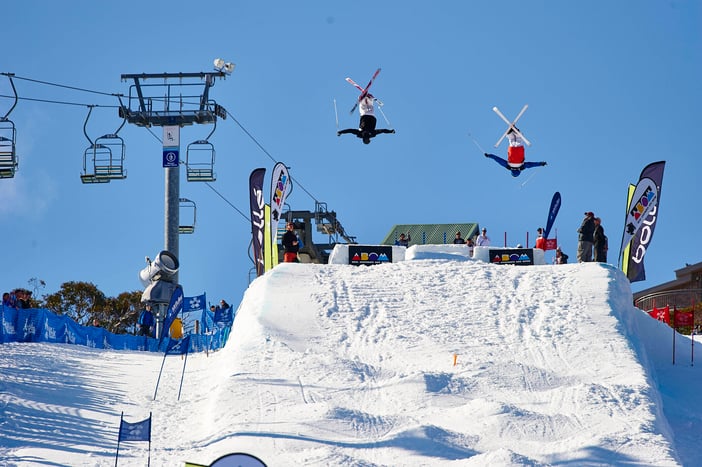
15 289 31 309
395 233 410 247
593 217 608 263
453 232 465 244
554 247 569 264
465 238 475 257
476 228 491 246
535 227 546 250
2 292 14 308
577 212 596 262
282 221 300 263
137 304 154 337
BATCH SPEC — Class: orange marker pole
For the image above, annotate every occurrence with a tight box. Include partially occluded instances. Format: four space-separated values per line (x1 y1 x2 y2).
452 354 458 366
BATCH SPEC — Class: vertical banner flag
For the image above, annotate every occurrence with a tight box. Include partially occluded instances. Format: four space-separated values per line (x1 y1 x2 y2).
264 205 273 272
249 168 266 277
543 191 561 248
269 162 292 269
621 183 636 276
620 161 665 282
161 285 184 338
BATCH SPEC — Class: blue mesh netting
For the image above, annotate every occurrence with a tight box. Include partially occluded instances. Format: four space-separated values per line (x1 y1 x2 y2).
0 305 233 353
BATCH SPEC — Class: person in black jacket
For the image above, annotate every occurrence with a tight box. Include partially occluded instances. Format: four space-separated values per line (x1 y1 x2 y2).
282 222 300 263
337 94 395 144
577 211 596 262
593 217 608 263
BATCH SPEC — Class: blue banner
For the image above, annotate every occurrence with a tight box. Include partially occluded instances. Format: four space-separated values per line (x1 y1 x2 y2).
543 191 561 240
1 305 231 353
118 413 151 442
161 285 184 337
184 293 206 312
166 335 191 355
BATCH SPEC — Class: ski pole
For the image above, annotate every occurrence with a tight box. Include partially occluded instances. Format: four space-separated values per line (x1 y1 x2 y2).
520 169 538 188
333 99 339 129
467 132 486 154
377 104 392 128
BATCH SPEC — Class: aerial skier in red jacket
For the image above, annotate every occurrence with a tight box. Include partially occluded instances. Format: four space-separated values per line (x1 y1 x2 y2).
483 105 547 177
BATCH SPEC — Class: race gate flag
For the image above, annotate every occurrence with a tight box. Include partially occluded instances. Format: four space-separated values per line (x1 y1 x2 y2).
543 191 561 244
166 335 191 355
620 161 665 282
115 411 152 465
648 306 670 324
249 168 266 277
673 308 694 328
118 412 151 442
184 293 206 312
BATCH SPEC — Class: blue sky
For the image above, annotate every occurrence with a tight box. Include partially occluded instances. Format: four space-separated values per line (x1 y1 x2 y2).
1 1 700 304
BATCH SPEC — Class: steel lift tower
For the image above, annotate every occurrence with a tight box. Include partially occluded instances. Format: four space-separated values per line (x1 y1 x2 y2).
118 70 229 284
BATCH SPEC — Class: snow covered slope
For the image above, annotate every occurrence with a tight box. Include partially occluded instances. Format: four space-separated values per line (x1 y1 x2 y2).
1 254 698 466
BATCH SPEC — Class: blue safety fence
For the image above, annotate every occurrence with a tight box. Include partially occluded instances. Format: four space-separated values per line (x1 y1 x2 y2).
0 305 234 353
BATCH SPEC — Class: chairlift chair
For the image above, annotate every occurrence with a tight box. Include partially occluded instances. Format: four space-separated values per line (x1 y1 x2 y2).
186 139 216 182
80 144 110 184
0 73 19 179
179 198 196 234
0 119 18 179
93 133 126 180
185 118 217 182
79 105 127 184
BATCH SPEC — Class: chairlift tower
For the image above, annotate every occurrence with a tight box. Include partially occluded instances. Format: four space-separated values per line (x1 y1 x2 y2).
119 71 228 283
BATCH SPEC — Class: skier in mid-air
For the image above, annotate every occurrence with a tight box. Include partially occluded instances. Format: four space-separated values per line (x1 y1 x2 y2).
484 127 546 177
337 93 395 144
483 105 546 177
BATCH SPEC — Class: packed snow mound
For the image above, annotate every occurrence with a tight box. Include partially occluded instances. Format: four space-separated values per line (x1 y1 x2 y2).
1 255 696 466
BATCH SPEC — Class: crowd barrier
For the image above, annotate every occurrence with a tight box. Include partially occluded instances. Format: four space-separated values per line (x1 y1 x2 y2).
0 305 233 353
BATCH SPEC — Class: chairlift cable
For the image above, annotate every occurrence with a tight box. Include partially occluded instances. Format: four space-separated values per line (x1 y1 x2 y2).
0 93 117 108
224 109 320 204
8 73 121 97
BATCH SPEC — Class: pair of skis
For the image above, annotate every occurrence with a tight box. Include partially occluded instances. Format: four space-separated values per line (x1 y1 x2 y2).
345 68 381 114
469 104 532 153
493 104 531 147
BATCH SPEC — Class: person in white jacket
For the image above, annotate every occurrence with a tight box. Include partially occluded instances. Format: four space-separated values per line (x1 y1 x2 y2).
338 94 395 144
476 228 491 246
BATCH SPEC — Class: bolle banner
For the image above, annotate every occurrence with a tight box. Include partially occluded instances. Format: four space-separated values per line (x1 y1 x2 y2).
268 163 292 271
249 168 266 277
270 162 292 241
621 161 665 282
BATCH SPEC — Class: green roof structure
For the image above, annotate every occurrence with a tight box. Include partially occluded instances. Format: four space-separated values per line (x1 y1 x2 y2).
382 223 480 246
